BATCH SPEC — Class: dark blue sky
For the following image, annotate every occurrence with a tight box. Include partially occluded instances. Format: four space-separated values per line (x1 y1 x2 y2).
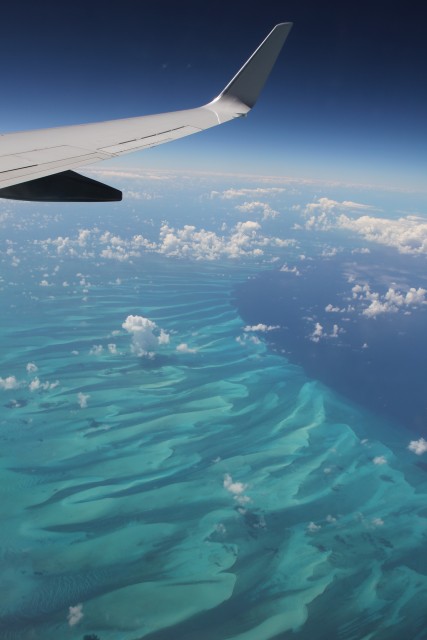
1 0 426 189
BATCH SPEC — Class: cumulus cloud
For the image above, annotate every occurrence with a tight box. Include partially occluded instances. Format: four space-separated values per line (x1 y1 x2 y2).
89 345 104 355
243 323 279 332
338 214 427 255
373 456 387 465
304 197 377 231
36 219 295 264
236 334 261 346
235 201 279 220
77 392 90 409
176 343 197 354
303 198 427 256
309 322 324 343
67 603 83 627
352 283 427 318
157 220 294 261
307 522 321 533
408 438 427 455
29 377 59 392
122 315 170 358
309 321 343 342
26 362 38 373
223 473 251 505
0 375 20 390
371 517 384 527
280 263 300 276
223 473 247 494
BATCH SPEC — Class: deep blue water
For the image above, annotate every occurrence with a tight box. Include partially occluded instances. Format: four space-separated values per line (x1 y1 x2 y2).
234 256 427 434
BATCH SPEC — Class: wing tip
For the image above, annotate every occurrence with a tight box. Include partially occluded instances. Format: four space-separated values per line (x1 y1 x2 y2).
215 21 293 110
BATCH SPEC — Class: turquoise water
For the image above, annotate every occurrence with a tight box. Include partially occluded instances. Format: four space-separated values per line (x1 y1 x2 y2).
1 251 427 640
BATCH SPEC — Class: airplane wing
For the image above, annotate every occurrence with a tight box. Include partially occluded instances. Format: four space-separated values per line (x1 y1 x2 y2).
0 23 292 202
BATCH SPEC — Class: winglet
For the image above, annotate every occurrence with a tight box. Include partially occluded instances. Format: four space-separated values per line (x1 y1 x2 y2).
211 23 292 112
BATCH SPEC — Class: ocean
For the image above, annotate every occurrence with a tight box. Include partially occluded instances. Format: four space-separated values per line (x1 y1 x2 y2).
1 248 427 639
1 176 427 639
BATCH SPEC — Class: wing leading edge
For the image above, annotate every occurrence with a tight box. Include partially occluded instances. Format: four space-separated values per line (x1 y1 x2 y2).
0 23 292 202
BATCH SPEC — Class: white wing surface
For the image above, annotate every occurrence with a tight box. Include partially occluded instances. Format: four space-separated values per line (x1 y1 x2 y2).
0 23 292 202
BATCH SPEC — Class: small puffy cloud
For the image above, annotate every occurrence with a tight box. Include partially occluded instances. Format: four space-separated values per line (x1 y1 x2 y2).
310 322 324 343
0 375 20 390
352 283 427 318
330 324 340 338
307 522 321 533
373 456 387 465
122 314 170 358
29 377 59 392
243 323 279 332
408 438 427 455
107 343 118 354
372 518 384 527
26 362 38 373
236 334 261 346
89 345 104 355
176 342 197 354
223 473 247 495
67 603 83 627
280 263 300 276
235 201 279 220
77 392 90 409
223 474 251 506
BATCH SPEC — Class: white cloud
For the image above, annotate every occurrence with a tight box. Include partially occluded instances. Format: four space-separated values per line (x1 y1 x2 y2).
29 377 59 392
235 201 279 220
352 283 427 318
280 263 300 276
304 198 427 256
330 324 340 338
309 322 324 343
176 342 197 354
307 522 321 532
223 474 248 500
236 334 262 346
338 214 427 255
122 315 170 358
0 375 20 390
107 343 118 354
373 456 387 465
89 345 104 355
26 362 38 373
77 392 90 409
243 323 279 332
372 517 384 527
304 197 377 231
212 187 285 199
36 219 295 264
67 603 83 627
408 438 427 455
157 220 293 261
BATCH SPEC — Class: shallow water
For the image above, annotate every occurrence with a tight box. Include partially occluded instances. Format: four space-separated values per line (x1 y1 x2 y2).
1 255 427 639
